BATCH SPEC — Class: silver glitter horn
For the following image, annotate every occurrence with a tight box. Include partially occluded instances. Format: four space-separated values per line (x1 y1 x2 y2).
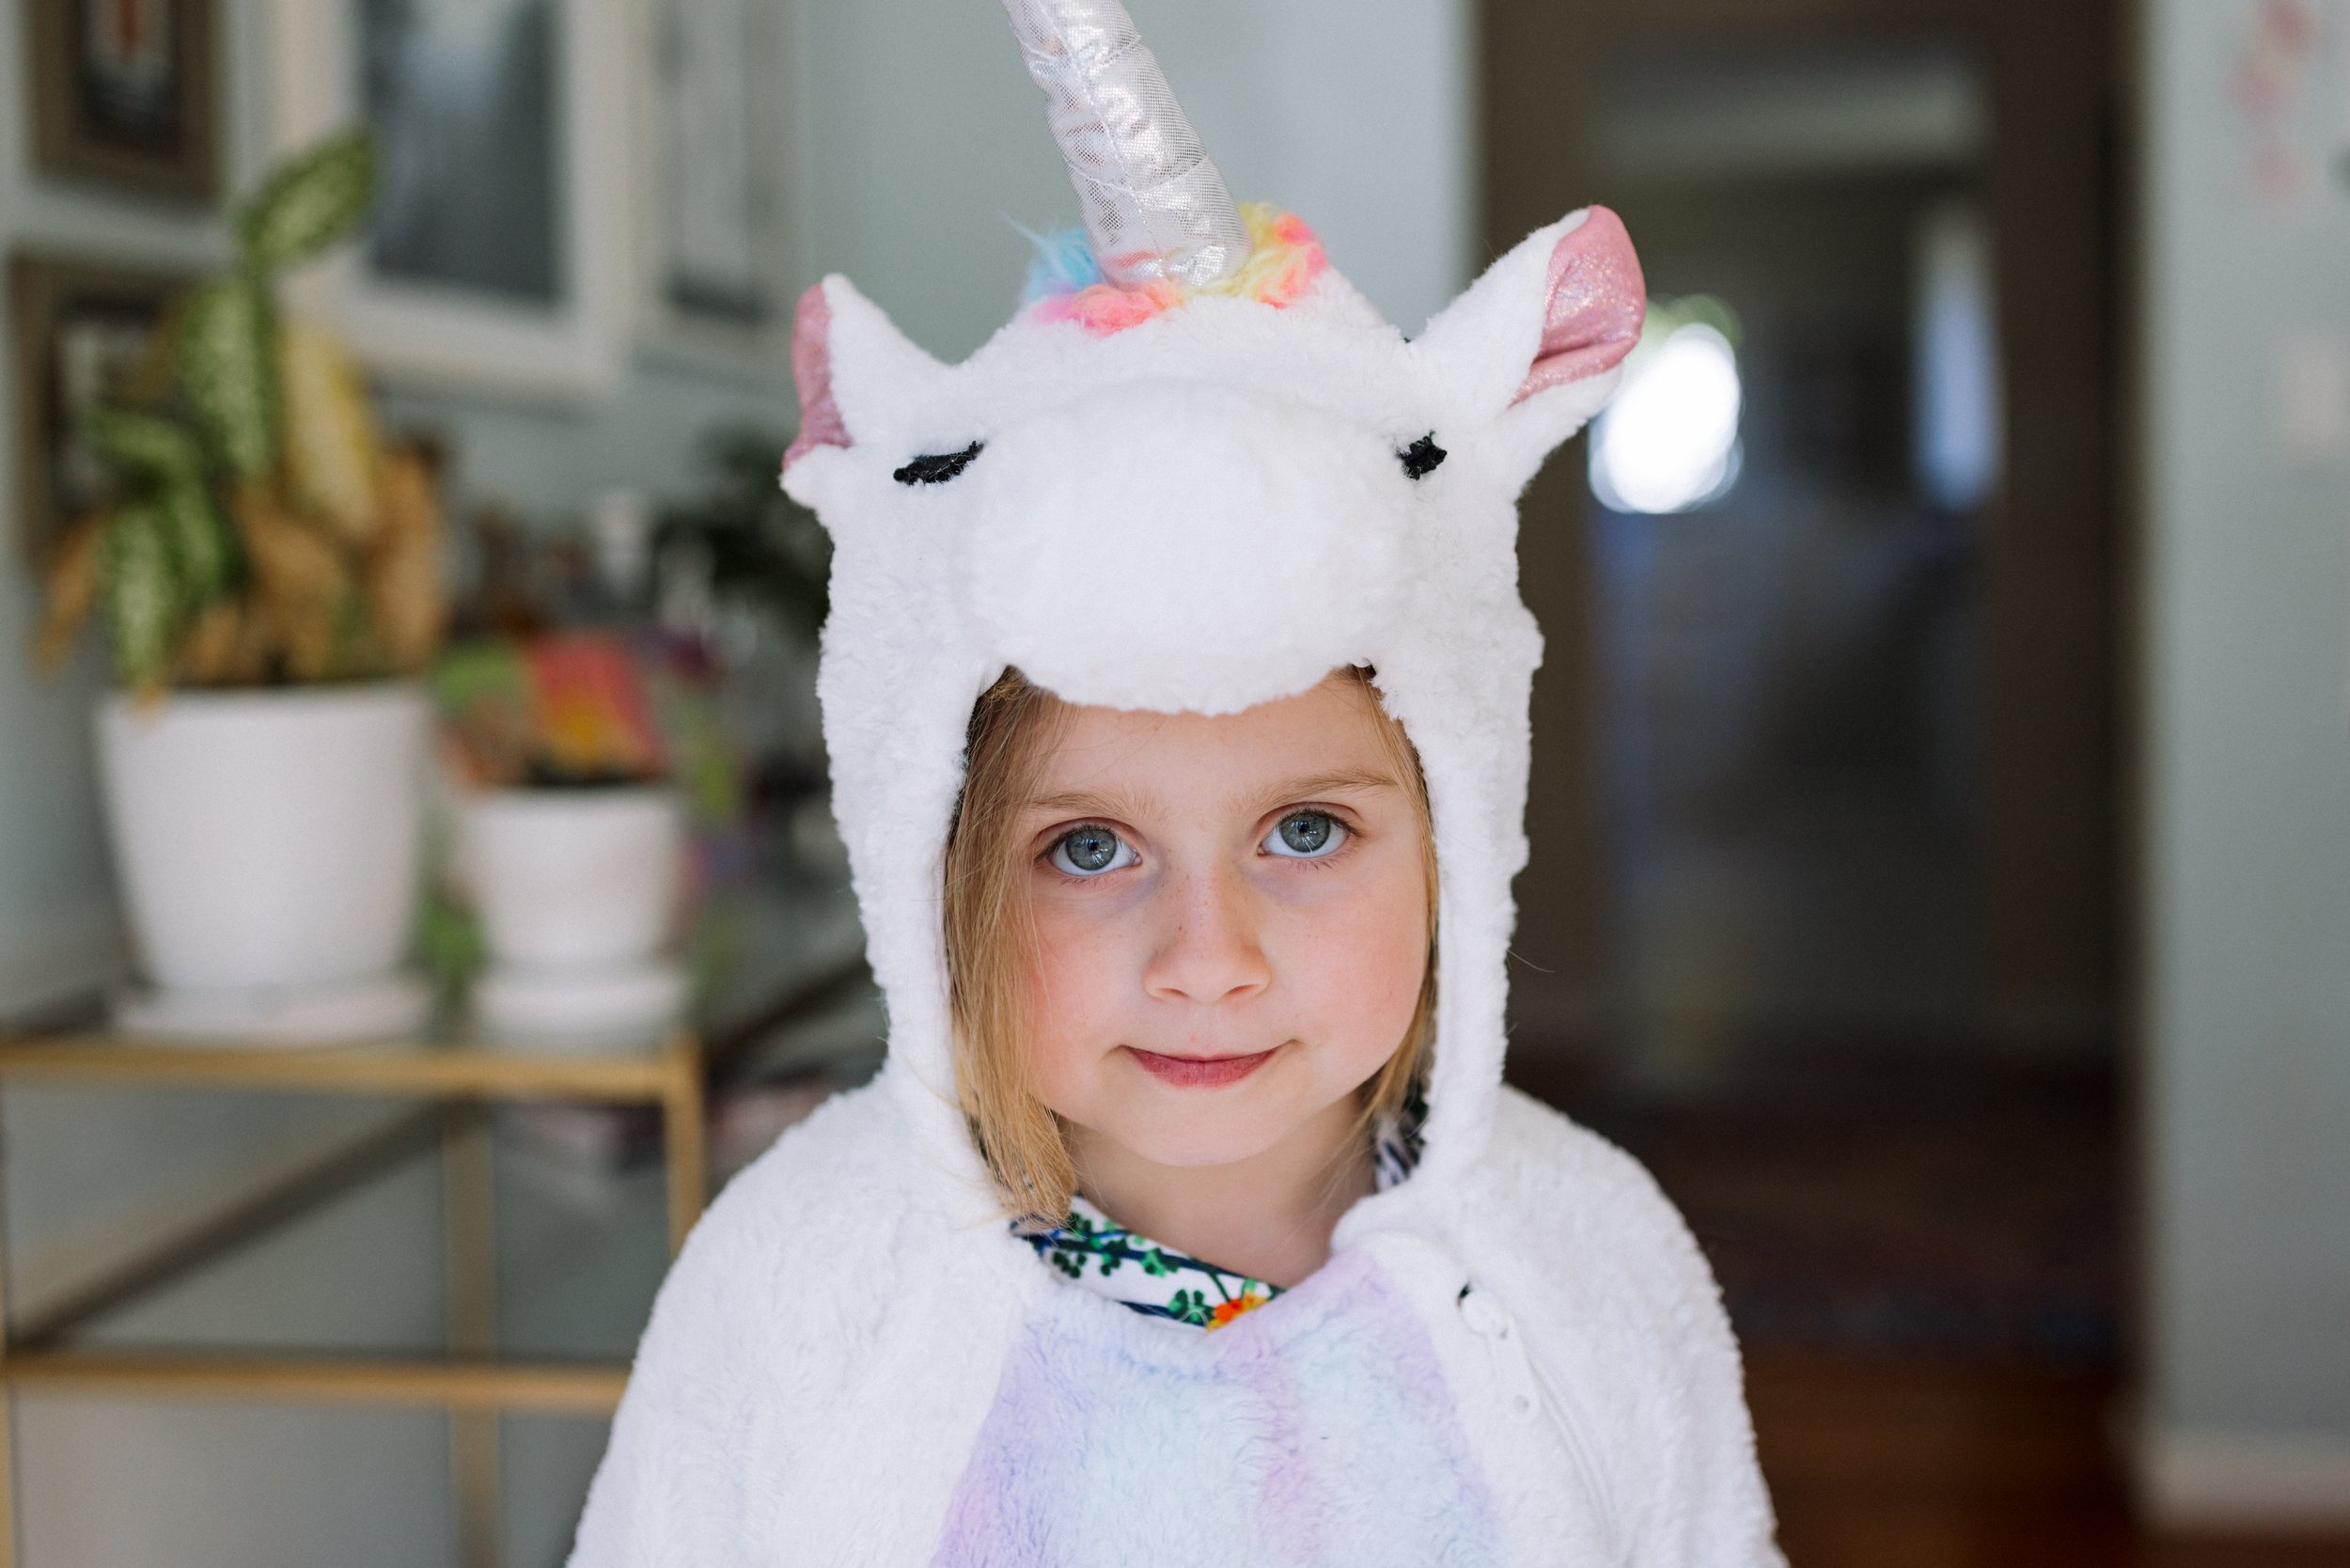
1001 0 1252 290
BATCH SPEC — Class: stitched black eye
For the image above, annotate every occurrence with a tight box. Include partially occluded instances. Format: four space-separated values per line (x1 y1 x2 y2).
1400 433 1447 480
894 442 984 485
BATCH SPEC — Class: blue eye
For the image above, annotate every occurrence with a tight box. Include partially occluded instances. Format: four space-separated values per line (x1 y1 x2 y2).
1050 824 1136 877
1263 811 1346 859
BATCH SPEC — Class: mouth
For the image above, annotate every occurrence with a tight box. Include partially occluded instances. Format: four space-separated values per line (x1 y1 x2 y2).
1125 1044 1281 1089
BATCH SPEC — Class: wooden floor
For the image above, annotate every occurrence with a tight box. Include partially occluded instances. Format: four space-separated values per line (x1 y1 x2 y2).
1504 1049 2336 1562
1749 1354 2350 1567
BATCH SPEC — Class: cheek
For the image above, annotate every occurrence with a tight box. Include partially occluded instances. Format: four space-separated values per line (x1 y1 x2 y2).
1019 894 1138 1099
1272 854 1429 1050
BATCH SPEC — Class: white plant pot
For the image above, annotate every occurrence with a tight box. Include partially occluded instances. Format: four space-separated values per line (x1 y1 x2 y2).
460 787 684 972
97 683 429 993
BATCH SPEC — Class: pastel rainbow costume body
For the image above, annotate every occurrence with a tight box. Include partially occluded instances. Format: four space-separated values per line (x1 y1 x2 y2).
572 3 1780 1562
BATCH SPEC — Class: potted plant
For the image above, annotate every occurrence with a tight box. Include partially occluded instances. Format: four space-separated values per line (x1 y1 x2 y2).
33 130 449 1039
432 633 691 1047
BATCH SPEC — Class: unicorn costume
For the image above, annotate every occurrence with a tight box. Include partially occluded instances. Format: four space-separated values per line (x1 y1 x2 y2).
571 2 1780 1562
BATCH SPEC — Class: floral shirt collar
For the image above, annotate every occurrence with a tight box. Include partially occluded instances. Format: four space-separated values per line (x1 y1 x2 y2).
1016 1075 1428 1331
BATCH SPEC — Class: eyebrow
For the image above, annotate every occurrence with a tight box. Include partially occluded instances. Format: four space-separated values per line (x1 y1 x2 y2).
1027 786 1153 822
1025 768 1400 823
1258 769 1402 807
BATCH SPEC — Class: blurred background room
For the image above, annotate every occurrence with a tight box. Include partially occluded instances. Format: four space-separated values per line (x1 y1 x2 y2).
0 0 2345 1563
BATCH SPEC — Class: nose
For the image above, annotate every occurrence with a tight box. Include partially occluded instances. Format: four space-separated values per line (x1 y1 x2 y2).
1141 864 1272 1007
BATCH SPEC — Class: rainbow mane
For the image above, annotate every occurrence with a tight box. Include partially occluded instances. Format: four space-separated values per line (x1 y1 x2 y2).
1023 204 1329 336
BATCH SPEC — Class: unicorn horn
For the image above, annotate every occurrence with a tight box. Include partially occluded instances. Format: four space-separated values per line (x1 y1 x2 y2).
1000 0 1252 290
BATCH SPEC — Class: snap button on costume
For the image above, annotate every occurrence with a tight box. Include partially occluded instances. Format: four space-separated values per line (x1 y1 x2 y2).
571 3 1781 1562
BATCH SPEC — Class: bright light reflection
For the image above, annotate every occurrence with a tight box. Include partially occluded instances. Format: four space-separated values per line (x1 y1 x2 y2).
1590 322 1744 514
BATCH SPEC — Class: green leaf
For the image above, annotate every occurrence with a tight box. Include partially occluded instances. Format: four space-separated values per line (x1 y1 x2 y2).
79 406 206 485
240 129 379 271
416 881 487 995
179 275 277 478
102 503 180 689
157 480 236 604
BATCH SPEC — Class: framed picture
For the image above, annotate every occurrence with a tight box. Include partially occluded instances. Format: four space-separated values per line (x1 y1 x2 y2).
8 252 193 568
267 0 634 400
633 0 799 378
24 0 221 203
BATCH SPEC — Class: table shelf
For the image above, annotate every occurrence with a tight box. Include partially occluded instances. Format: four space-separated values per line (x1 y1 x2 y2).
0 873 869 1565
1 1351 628 1415
0 1027 701 1568
0 1032 693 1103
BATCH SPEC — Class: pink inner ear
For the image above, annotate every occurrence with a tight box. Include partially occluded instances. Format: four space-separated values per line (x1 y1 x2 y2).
784 283 852 470
1512 206 1647 405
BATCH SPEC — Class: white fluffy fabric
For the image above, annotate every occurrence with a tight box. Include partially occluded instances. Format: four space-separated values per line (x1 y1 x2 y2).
568 213 1784 1564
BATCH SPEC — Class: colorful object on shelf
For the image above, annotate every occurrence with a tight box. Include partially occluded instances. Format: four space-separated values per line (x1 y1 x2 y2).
430 629 753 809
431 638 538 789
528 633 667 784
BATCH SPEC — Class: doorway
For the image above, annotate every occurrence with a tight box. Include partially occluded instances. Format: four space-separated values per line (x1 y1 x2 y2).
1485 0 2132 1555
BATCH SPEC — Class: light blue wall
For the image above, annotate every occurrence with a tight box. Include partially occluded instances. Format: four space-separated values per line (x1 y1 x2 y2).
0 0 242 1011
2139 0 2350 1489
797 0 1475 360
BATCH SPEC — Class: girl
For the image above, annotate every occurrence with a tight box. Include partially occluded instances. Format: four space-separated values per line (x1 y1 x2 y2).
571 2 1781 1562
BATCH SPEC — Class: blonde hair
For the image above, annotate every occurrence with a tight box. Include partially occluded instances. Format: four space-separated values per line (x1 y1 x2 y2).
942 665 1438 1231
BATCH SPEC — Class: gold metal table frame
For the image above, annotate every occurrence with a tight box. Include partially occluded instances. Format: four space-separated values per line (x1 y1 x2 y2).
0 1027 710 1568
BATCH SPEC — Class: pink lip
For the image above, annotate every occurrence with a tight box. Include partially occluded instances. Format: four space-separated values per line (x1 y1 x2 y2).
1127 1045 1278 1088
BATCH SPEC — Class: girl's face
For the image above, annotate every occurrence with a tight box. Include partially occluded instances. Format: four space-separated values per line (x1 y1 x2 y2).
1013 670 1431 1172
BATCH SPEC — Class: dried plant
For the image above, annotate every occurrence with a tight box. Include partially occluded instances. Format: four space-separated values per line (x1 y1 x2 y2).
35 129 447 697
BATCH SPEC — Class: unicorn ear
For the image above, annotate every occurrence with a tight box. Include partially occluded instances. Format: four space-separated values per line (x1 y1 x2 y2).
783 276 948 476
1414 207 1645 483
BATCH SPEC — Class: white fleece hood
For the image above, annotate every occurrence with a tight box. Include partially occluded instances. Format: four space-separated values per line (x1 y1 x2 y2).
780 159 1645 1233
570 7 1782 1561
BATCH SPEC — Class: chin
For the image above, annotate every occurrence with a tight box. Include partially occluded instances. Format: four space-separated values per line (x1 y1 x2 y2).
1100 1106 1294 1170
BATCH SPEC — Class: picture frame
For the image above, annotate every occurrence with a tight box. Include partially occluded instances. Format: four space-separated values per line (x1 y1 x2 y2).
266 0 635 400
24 0 221 204
8 251 195 568
630 0 801 379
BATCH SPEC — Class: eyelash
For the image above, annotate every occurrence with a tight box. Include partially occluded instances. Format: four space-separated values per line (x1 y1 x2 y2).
1035 808 1363 882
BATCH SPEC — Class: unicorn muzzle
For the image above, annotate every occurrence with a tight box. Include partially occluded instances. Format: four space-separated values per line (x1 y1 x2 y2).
959 382 1413 714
